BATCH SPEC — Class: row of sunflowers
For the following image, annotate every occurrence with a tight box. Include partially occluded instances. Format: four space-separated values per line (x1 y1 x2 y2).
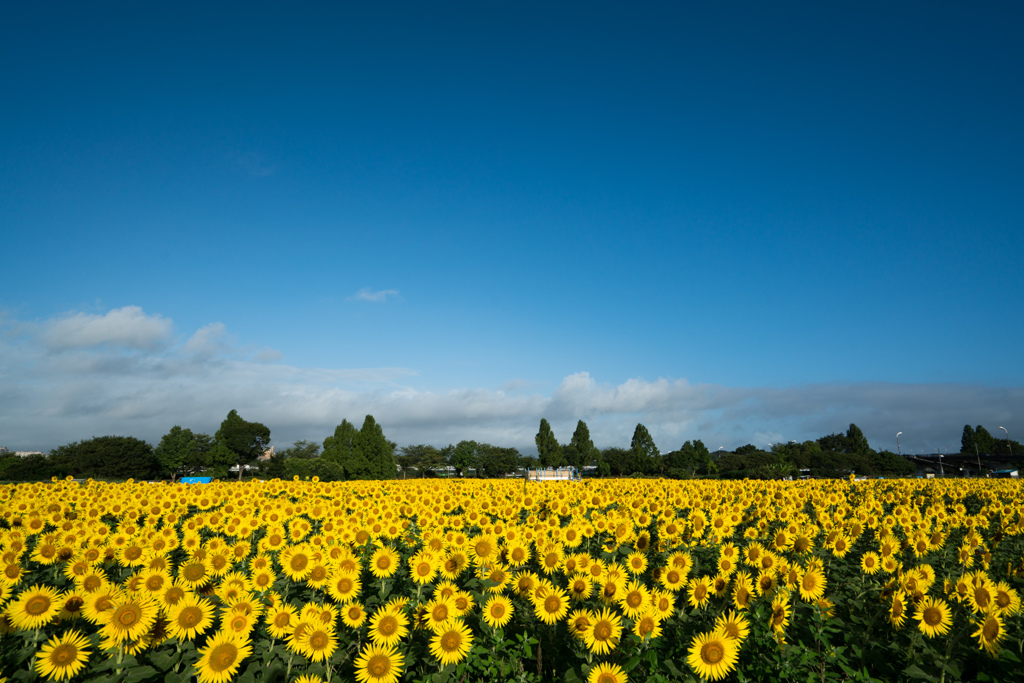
0 475 1022 682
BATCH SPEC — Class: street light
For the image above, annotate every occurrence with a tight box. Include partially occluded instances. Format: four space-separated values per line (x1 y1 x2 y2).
896 432 902 456
999 427 1012 456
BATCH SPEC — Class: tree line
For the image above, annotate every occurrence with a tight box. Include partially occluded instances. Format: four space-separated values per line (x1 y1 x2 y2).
3 413 1015 483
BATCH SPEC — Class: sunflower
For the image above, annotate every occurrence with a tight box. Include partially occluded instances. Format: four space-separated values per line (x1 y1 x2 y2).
423 596 457 632
429 619 473 666
563 607 590 640
915 597 953 638
633 608 663 641
659 565 688 592
250 567 276 593
280 545 313 582
860 552 881 575
732 573 753 611
533 585 569 625
439 550 469 580
33 629 91 681
81 586 119 625
369 547 400 579
368 607 409 647
715 609 750 643
687 576 712 610
265 603 298 639
584 607 622 655
889 591 908 629
139 569 173 598
626 551 648 575
798 566 826 602
9 584 62 630
993 581 1021 616
296 624 338 662
354 643 404 683
166 594 214 641
452 590 474 617
409 552 438 585
220 607 257 639
587 662 627 683
482 595 514 629
58 590 86 622
195 631 252 683
342 602 368 629
102 593 160 643
769 594 791 633
687 628 739 681
327 570 362 604
177 558 211 590
973 610 1005 656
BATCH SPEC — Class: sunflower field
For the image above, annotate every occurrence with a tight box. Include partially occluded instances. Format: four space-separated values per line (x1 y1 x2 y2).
1 476 1022 683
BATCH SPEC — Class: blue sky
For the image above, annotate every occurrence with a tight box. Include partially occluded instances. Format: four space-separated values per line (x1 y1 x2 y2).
2 1 1022 455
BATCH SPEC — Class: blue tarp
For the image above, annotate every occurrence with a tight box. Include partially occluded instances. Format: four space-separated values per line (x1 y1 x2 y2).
181 477 212 484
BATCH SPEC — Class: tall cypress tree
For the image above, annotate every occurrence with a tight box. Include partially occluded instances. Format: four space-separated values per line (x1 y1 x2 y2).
535 418 564 468
565 420 599 471
359 415 396 480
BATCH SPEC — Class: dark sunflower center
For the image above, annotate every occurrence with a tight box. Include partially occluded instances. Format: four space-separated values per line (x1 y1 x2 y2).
441 631 461 651
369 654 390 676
51 643 78 666
701 641 724 665
210 643 238 672
26 595 52 616
179 606 202 628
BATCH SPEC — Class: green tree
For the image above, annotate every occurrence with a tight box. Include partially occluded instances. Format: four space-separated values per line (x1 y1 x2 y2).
845 423 873 456
974 425 996 455
397 444 445 477
215 410 271 481
601 447 632 476
664 439 713 477
323 419 372 480
960 425 977 454
359 415 396 480
535 418 564 468
564 420 599 471
278 440 321 459
475 444 522 478
449 440 478 477
154 426 215 480
49 436 159 480
629 423 660 475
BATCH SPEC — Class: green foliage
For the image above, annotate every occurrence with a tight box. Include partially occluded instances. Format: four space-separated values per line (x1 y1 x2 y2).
535 418 564 468
359 415 396 480
154 426 215 480
628 423 660 475
564 420 599 471
396 444 446 477
215 409 271 481
475 444 522 477
664 440 713 477
449 440 478 476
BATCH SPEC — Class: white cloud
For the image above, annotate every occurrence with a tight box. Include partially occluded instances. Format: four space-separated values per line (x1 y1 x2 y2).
348 287 399 303
42 306 172 351
1 307 1022 455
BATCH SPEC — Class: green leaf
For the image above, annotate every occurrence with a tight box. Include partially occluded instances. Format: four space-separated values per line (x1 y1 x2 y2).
147 649 180 671
163 672 189 683
564 668 581 683
123 666 159 683
623 656 642 672
903 664 937 682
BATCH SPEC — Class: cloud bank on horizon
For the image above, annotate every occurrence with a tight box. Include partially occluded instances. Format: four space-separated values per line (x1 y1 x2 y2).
2 306 1019 455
